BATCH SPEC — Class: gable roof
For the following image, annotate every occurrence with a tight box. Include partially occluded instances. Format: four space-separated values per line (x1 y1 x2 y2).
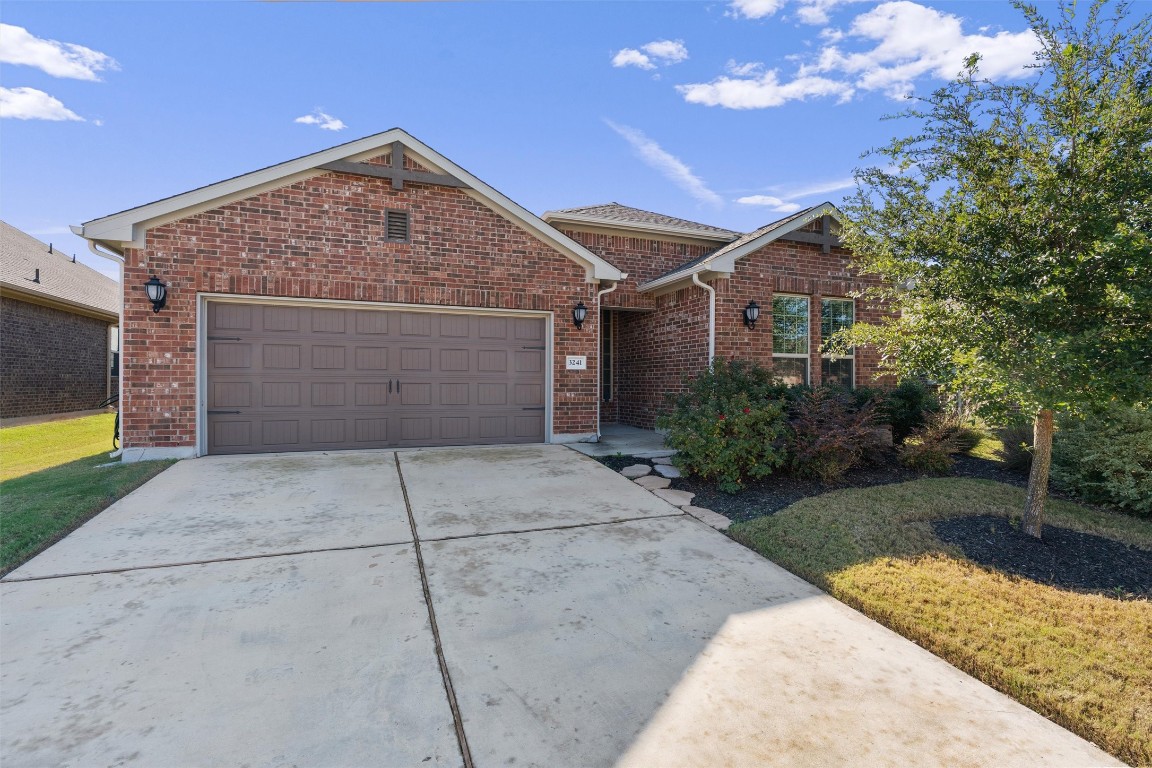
542 203 740 242
0 221 119 322
73 128 623 283
638 203 846 293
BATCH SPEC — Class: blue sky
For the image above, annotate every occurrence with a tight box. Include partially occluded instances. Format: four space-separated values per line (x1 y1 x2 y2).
2 0 1050 280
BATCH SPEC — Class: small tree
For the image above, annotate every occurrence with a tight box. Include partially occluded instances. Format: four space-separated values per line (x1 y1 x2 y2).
842 0 1152 537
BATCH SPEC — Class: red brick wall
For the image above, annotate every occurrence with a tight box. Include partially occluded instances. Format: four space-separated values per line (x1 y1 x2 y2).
1 296 113 419
564 228 893 430
120 163 600 449
614 289 709 429
712 239 892 386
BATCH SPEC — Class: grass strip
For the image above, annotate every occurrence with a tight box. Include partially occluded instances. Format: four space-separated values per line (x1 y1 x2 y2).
729 478 1152 766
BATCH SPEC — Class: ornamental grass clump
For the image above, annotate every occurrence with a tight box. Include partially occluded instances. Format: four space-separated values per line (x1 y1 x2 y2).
899 415 962 474
788 387 880 483
658 359 790 493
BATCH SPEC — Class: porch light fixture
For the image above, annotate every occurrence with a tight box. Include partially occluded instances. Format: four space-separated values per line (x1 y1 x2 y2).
572 301 588 330
743 300 760 330
144 275 168 313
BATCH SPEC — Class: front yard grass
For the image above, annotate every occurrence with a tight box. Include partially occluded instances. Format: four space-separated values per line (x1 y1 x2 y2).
729 478 1151 766
1 414 174 575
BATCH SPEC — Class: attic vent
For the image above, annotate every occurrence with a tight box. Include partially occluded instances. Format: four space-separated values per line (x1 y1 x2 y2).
385 209 410 243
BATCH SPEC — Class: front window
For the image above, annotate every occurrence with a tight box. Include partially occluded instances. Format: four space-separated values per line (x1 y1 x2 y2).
821 298 855 388
772 295 809 385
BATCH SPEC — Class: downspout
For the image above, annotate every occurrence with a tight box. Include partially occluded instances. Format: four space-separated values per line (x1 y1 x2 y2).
595 278 623 440
84 238 126 458
692 272 716 364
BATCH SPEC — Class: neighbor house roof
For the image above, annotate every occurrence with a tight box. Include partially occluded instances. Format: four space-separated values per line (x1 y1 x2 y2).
73 128 624 283
542 203 740 243
639 203 846 293
0 220 119 322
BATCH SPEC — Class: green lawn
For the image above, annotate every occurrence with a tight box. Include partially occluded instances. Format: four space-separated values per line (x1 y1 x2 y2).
729 478 1152 766
1 414 174 575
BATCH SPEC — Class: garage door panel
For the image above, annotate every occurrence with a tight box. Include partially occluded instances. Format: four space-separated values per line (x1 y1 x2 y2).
207 303 547 454
311 345 347 369
355 347 389 370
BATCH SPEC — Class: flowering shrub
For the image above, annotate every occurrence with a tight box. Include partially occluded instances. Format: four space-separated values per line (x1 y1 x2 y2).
658 359 790 493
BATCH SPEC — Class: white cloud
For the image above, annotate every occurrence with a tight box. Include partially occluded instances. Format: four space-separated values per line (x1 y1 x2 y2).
0 24 118 81
0 87 83 121
678 69 853 109
726 60 766 77
605 120 722 207
794 0 868 25
294 109 346 131
775 176 856 198
727 0 786 20
735 195 802 213
612 39 688 70
804 1 1038 98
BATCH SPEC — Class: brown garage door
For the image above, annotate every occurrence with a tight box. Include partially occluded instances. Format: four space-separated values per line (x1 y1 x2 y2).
205 302 547 455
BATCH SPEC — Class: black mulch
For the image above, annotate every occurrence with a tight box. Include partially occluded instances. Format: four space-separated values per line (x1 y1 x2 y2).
932 515 1152 598
592 451 1150 598
592 453 1025 523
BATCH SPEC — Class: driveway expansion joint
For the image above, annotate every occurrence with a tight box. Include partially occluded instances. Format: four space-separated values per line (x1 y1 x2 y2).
394 452 476 768
0 540 416 583
419 512 687 544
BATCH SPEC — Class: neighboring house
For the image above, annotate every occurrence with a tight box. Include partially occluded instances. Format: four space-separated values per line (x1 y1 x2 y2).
72 128 887 461
1 221 119 420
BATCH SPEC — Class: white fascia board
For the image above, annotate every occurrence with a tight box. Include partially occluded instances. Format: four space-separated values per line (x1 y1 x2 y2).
76 128 623 283
541 211 740 244
636 203 844 294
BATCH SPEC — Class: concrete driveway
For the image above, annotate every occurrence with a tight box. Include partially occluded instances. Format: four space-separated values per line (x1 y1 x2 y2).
1 446 1117 767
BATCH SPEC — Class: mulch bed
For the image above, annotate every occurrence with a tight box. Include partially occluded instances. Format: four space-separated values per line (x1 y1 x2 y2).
933 515 1152 598
595 452 1029 523
593 451 1150 598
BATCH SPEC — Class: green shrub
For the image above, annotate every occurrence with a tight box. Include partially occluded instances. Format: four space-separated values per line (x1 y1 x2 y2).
1052 404 1152 516
658 359 790 493
788 387 880 483
898 416 960 474
995 422 1035 471
884 379 941 442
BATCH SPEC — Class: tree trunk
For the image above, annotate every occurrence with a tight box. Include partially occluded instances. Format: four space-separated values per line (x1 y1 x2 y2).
1022 408 1055 539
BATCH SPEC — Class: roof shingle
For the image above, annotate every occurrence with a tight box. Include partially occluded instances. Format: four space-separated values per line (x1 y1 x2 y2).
0 221 119 318
544 203 740 240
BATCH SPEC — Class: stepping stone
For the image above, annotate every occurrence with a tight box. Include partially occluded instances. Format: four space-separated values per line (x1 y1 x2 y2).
651 456 674 466
684 506 732 531
634 475 671 490
653 464 681 478
652 488 694 507
620 464 651 478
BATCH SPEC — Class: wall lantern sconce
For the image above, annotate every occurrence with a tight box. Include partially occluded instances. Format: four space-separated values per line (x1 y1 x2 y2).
572 301 588 330
743 300 760 330
144 275 168 313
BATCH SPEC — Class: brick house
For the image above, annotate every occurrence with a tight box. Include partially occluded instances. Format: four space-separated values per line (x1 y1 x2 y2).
72 129 886 461
1 221 119 420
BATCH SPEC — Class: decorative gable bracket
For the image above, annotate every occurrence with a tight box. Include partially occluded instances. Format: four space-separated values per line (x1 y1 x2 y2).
778 214 842 253
318 141 471 191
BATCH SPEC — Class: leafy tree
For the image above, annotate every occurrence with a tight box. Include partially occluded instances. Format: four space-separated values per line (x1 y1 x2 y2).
841 0 1152 537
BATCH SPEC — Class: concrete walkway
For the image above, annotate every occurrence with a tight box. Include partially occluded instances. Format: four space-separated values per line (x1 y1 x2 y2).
567 422 674 459
1 446 1118 767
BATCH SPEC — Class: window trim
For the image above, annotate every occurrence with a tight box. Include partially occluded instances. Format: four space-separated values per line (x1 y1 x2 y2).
772 294 811 386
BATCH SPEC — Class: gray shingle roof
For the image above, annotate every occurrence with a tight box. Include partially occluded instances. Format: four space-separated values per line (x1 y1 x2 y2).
544 203 740 240
0 220 119 318
647 205 820 283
